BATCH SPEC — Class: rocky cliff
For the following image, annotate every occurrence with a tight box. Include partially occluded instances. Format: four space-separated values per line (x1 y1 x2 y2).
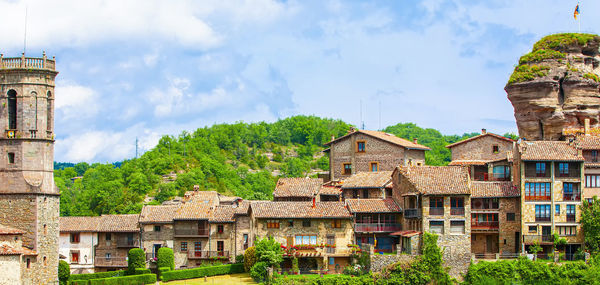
505 33 600 140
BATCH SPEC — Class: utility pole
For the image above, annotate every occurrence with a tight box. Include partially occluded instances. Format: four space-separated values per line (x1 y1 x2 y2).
135 137 139 158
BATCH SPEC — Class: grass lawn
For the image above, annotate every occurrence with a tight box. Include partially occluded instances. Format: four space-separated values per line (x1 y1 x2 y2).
161 273 256 284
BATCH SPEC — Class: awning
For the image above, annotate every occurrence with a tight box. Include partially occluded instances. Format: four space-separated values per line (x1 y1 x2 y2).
390 230 421 237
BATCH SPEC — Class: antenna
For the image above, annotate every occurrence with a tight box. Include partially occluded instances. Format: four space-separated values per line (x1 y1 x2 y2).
135 137 139 158
23 4 28 54
360 100 364 130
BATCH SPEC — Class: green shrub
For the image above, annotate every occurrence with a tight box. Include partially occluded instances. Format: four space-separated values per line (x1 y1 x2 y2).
292 257 299 274
88 273 156 285
69 271 126 281
161 263 245 282
533 33 599 52
519 49 565 64
244 246 257 272
58 260 70 285
250 261 269 283
127 248 146 274
235 254 244 264
508 64 550 84
134 268 151 275
272 274 374 285
255 237 283 267
584 73 600 83
157 247 175 270
158 267 171 280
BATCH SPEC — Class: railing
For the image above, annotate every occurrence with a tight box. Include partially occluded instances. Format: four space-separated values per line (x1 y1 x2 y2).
355 223 401 233
174 228 209 237
404 208 421 219
0 54 56 70
535 216 551 222
563 193 581 201
188 251 229 260
429 207 444 216
566 214 576 222
525 195 551 201
523 235 552 244
450 207 465 216
116 239 140 248
95 257 127 267
474 173 511 182
471 221 499 229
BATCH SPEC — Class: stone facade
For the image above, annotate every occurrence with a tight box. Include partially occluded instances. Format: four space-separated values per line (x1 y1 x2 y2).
449 133 513 162
0 255 21 285
94 232 140 272
140 223 174 266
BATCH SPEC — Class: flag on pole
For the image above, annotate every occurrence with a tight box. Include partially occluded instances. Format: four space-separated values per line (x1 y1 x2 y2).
574 4 580 19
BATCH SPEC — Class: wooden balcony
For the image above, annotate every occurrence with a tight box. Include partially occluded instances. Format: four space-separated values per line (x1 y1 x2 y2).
355 223 401 233
429 207 444 216
95 257 127 267
471 221 499 231
451 207 465 216
523 235 552 244
474 173 510 182
567 214 576 222
535 216 551 222
404 208 421 219
116 239 140 248
525 195 551 202
187 251 229 260
563 193 581 201
174 228 209 237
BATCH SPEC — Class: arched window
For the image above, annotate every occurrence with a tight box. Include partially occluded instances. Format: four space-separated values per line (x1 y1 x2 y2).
46 91 52 133
7 90 17 130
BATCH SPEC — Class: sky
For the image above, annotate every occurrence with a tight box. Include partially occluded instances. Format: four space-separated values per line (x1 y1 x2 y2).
0 0 595 163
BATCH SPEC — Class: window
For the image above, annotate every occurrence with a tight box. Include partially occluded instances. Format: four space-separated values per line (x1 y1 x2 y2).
26 258 31 269
181 242 188 252
343 163 352 175
430 197 443 215
564 183 580 201
70 233 80 243
47 91 52 133
352 189 359 198
556 226 577 236
524 183 551 200
529 225 537 233
217 225 224 234
243 234 249 249
7 90 17 130
385 188 392 198
536 163 546 177
593 150 599 162
586 175 600 188
356 141 366 152
370 162 379 172
558 163 569 176
302 220 311 227
43 224 47 235
194 242 202 253
267 220 280 229
106 233 111 241
506 213 515 221
535 205 551 222
71 251 80 264
217 241 224 253
362 189 369 198
429 221 444 234
567 205 576 222
43 256 47 267
105 253 111 259
555 205 560 215
331 219 342 228
587 198 594 204
492 145 499 153
7 153 15 164
154 225 161 232
295 235 317 245
450 221 465 234
288 220 294 227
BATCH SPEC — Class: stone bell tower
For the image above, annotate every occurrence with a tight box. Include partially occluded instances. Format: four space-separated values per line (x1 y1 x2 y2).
0 52 59 284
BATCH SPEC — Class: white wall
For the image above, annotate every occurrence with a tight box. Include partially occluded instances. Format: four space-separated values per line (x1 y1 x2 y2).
59 232 97 272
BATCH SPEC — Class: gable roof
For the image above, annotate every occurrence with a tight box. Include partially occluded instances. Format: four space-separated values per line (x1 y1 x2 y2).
576 136 600 150
175 199 213 220
139 205 178 223
396 166 471 195
519 141 583 161
251 201 351 219
210 206 236 223
319 186 342 195
60 216 101 232
340 171 392 189
471 182 520 198
0 224 25 235
97 214 139 232
346 199 401 213
0 244 36 256
273 178 322 198
324 129 430 151
445 132 514 148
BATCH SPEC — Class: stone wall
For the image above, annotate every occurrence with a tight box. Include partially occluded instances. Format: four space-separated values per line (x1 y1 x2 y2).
370 253 414 272
450 135 513 162
233 215 252 258
0 255 21 285
342 188 384 199
499 197 521 254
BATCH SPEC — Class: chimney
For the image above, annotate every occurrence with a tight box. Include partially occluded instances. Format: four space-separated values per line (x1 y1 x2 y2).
312 197 316 208
413 138 418 144
481 128 487 134
331 135 335 141
585 118 590 136
193 185 200 191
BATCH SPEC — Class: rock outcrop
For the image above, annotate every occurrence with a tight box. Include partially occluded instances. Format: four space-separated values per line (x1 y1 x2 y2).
505 33 600 140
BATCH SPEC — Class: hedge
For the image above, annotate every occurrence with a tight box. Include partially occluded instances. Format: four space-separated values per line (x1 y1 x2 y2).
158 267 171 280
157 247 175 270
134 268 151 275
161 263 245 282
88 274 156 285
127 248 146 274
69 271 125 281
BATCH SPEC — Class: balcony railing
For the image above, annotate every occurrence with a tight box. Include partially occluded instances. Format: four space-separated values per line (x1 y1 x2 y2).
404 208 421 219
95 257 127 267
116 239 140 248
523 235 552 244
535 216 551 222
525 195 551 202
0 54 56 70
174 228 209 237
471 221 499 230
450 207 465 216
474 173 511 182
429 207 444 216
563 193 581 201
187 251 229 260
355 223 401 233
566 214 576 222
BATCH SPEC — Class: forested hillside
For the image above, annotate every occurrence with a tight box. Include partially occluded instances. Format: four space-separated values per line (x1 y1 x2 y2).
55 116 516 216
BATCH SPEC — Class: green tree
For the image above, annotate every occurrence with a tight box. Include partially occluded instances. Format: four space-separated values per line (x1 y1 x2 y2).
58 260 70 285
244 246 257 272
254 237 283 267
582 197 600 253
157 247 174 270
127 248 146 274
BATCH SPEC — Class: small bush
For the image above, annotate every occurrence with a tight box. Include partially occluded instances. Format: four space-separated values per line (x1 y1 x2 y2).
127 248 146 274
158 267 171 280
292 257 299 274
533 33 599 52
157 247 175 270
235 254 244 264
58 260 70 285
134 268 151 275
508 64 550 84
244 246 257 272
584 73 600 82
519 49 565 64
88 273 156 285
69 271 126 281
161 263 245 282
250 261 269 283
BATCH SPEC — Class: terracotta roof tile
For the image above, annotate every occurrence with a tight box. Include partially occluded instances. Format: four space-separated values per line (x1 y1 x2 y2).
139 205 178 223
471 182 520 198
397 166 470 195
59 216 101 232
519 141 583 161
346 199 401 213
319 186 342 195
234 200 251 215
325 129 431 150
445 133 514 148
273 178 322 198
0 224 25 235
97 214 139 232
340 171 392 189
251 201 351 219
210 206 236 223
0 244 36 256
175 199 213 220
577 136 600 150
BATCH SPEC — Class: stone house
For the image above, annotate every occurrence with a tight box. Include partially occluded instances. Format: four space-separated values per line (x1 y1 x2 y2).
470 182 521 257
0 224 37 285
446 129 514 181
318 185 342 202
94 214 140 272
229 200 254 259
139 205 177 265
345 199 402 253
172 195 214 268
273 178 322 202
392 166 471 277
340 171 393 200
59 216 100 274
250 201 354 274
515 141 584 259
575 135 600 202
324 128 430 181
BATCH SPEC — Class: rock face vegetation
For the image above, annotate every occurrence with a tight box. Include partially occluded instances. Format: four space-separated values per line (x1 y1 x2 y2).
506 33 600 140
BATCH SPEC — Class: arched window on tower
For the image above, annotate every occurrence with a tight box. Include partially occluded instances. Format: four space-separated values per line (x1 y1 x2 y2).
7 90 17 130
46 91 52 134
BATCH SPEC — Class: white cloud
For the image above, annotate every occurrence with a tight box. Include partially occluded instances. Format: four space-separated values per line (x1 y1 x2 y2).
54 83 99 120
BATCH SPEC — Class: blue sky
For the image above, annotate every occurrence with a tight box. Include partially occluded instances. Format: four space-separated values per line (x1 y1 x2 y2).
0 0 594 162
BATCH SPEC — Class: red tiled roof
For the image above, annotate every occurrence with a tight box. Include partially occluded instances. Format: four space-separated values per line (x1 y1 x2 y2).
340 171 392 189
60 216 101 232
471 182 520 198
139 205 178 223
0 244 36 256
0 224 25 235
210 206 236 223
234 200 252 215
396 166 470 195
273 178 322 198
319 186 342 195
519 141 583 161
346 199 401 213
175 199 213 220
97 214 139 232
251 201 352 219
390 230 420 237
577 136 600 150
324 129 431 150
445 133 514 148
